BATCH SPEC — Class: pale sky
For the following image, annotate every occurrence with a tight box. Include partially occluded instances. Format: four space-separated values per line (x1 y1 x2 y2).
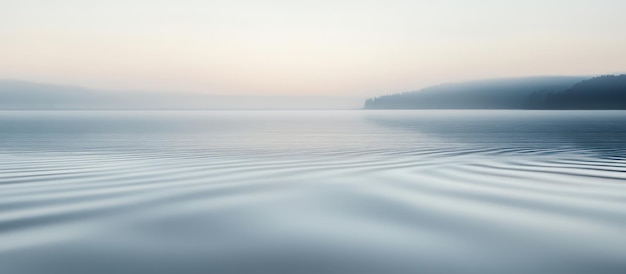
2 0 626 96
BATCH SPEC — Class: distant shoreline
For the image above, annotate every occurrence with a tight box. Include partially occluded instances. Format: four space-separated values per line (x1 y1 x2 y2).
365 75 626 110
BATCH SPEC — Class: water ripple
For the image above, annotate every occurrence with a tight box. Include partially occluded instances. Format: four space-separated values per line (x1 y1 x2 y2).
1 110 626 274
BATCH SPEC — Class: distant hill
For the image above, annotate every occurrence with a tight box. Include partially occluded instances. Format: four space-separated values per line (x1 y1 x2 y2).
0 80 360 110
526 75 626 109
364 76 588 109
0 80 112 109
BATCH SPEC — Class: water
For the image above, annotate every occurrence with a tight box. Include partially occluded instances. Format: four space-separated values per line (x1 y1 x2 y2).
1 110 625 274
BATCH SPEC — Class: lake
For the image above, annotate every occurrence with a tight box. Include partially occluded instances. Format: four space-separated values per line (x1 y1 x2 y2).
1 110 625 274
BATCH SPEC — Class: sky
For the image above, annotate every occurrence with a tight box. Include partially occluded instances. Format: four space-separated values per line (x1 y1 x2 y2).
2 0 626 97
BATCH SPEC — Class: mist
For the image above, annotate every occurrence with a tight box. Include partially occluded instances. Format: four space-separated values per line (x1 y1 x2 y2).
3 1 626 274
2 0 626 97
0 80 362 109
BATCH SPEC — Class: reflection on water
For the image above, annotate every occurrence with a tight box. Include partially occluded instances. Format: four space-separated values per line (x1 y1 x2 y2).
366 110 626 157
0 110 625 274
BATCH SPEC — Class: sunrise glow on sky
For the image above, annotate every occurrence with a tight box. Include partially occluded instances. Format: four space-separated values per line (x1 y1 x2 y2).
2 0 626 96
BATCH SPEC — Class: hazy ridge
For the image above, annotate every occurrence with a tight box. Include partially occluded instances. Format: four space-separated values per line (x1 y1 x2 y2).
365 75 626 110
0 80 359 110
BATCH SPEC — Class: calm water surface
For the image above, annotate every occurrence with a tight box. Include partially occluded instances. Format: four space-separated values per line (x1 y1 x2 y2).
1 110 625 274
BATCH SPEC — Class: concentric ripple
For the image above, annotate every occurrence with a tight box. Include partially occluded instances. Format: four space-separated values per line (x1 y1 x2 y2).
0 110 625 274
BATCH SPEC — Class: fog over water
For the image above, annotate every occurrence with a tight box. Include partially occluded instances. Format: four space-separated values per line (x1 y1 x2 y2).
0 110 625 274
4 1 626 272
3 1 626 96
0 80 363 110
